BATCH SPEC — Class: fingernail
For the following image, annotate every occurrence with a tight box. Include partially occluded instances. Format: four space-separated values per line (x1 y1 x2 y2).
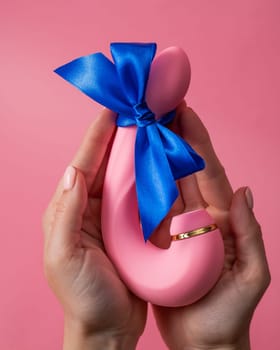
245 187 254 209
63 166 76 190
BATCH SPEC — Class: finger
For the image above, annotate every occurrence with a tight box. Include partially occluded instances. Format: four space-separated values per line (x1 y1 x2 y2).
150 104 204 247
230 187 271 287
178 174 206 211
178 104 233 210
43 108 116 233
165 102 202 213
88 126 115 198
45 166 87 256
71 108 116 189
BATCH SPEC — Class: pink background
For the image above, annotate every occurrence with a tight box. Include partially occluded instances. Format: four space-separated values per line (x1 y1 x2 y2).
1 0 279 349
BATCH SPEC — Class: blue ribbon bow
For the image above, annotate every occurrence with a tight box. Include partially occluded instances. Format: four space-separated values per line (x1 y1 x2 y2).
54 42 205 241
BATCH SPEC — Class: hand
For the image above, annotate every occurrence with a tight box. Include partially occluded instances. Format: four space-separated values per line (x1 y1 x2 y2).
152 104 271 350
42 109 147 350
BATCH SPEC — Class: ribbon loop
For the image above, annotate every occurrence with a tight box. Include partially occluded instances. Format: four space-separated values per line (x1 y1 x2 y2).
54 43 205 242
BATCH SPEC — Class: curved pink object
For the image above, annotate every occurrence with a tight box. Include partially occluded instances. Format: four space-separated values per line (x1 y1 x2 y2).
101 47 224 306
146 46 191 116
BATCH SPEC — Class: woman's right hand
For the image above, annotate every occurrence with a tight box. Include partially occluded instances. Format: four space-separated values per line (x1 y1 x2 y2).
42 109 147 350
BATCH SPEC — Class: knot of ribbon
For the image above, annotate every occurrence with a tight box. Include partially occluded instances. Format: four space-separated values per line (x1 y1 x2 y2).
133 102 156 127
54 42 205 241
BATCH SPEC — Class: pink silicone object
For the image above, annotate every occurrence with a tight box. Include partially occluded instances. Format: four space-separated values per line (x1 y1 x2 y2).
101 47 224 306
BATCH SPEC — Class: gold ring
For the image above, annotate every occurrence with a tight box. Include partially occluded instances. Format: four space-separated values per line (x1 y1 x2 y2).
171 224 218 241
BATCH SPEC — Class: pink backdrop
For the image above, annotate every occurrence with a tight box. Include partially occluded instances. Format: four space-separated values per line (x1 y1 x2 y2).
1 0 279 349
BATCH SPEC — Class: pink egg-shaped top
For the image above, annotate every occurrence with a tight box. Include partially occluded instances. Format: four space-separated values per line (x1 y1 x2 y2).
145 46 191 117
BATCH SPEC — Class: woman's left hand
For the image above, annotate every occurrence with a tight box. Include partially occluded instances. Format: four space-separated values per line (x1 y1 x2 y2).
152 105 271 350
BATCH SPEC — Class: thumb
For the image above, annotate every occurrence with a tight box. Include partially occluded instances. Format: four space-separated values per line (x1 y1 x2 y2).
230 187 269 275
50 166 88 254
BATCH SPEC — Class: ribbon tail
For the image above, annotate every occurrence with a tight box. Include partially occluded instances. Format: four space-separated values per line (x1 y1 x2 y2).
157 124 205 179
135 125 179 241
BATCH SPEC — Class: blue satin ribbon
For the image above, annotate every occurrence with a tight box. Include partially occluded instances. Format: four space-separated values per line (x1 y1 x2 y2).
54 42 205 241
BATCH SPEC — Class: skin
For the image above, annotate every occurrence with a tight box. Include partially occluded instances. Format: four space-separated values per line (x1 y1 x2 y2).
152 103 271 350
42 109 147 350
42 104 270 350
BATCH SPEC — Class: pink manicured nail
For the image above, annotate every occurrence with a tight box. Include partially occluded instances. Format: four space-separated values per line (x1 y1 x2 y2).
245 187 254 209
63 166 76 190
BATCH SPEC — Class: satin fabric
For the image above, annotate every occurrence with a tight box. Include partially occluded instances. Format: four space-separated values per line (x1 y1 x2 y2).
54 42 205 241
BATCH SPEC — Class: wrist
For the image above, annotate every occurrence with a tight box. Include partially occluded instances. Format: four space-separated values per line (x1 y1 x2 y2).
63 317 138 350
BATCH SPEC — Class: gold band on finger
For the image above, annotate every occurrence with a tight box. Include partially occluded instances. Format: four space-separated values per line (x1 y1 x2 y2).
171 224 218 241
